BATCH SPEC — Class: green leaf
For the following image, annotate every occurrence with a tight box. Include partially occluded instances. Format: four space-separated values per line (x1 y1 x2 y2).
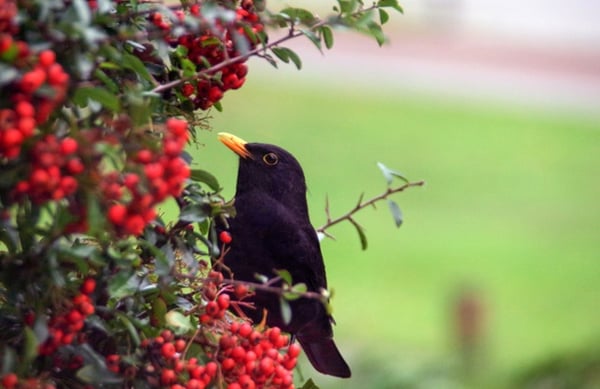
93 69 120 93
279 7 316 25
280 298 292 325
299 378 321 389
368 21 386 46
190 169 220 191
115 312 141 346
73 87 120 112
379 8 390 24
274 269 293 285
377 0 404 12
271 47 302 70
122 52 153 84
349 218 368 250
377 162 409 185
321 26 334 49
338 0 358 14
387 199 403 227
23 327 39 365
165 310 194 333
179 203 210 223
300 29 322 52
284 282 307 300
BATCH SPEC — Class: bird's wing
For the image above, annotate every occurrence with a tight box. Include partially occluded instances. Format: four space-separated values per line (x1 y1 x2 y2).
249 194 328 292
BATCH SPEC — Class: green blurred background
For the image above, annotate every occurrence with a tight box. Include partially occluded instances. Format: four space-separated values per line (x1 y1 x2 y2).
177 1 600 387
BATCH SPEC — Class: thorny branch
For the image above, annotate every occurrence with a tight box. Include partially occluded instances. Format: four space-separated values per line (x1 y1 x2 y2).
316 180 426 237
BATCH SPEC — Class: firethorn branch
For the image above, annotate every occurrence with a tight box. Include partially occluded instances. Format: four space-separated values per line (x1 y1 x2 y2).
317 180 426 237
150 3 384 95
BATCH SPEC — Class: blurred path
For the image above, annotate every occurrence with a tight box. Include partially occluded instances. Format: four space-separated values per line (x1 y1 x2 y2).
255 31 600 115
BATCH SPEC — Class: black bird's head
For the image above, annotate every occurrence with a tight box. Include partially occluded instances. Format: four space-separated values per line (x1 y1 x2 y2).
218 132 309 215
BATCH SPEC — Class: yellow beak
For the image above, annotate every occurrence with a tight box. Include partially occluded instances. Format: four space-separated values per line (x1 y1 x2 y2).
218 132 252 159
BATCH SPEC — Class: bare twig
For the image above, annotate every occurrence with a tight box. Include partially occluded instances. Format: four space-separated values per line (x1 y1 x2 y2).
316 180 425 235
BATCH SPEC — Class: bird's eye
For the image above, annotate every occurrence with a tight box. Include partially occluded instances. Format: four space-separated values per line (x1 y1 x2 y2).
262 152 279 166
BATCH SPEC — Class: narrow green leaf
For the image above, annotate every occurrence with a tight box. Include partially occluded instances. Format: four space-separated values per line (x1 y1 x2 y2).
349 218 368 250
321 26 334 49
122 52 153 83
73 87 120 112
115 312 141 346
271 47 290 63
387 199 403 227
280 298 292 325
286 49 302 70
190 169 220 192
23 327 39 365
379 8 390 24
300 29 322 52
377 162 408 185
368 21 386 46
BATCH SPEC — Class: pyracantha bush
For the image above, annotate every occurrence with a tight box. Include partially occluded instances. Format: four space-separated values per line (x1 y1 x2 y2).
0 0 405 388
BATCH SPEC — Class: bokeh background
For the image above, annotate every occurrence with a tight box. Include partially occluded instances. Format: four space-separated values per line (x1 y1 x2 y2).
183 1 600 387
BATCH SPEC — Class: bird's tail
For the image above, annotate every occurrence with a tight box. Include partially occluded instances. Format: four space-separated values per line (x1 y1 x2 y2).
297 336 351 378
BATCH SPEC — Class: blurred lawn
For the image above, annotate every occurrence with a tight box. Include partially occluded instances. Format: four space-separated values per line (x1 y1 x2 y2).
178 70 600 387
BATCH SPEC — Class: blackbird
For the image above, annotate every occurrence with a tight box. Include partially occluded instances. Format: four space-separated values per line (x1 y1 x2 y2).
215 132 351 378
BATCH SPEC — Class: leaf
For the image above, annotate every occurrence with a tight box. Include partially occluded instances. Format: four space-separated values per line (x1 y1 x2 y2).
377 162 409 185
279 7 316 24
115 312 141 346
377 0 404 12
379 8 390 24
387 199 403 227
280 298 292 325
190 169 220 192
165 310 194 333
300 29 322 52
367 21 386 46
349 218 368 250
299 378 321 389
321 26 334 49
73 87 120 112
23 327 39 365
274 269 292 285
179 203 210 223
122 52 153 84
284 283 307 300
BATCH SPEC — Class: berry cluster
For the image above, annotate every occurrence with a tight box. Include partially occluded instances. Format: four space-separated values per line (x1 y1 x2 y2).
107 118 191 236
0 373 56 389
217 322 300 389
108 329 219 388
12 135 83 204
0 47 69 159
37 278 96 356
148 1 263 110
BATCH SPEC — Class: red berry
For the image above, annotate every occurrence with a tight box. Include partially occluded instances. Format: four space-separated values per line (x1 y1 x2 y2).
60 137 78 155
208 86 223 102
107 204 127 226
219 231 232 244
160 369 176 385
217 294 230 310
2 128 23 149
1 373 18 388
161 342 176 359
15 101 34 117
234 284 249 298
239 322 252 338
205 301 219 317
81 278 96 295
38 50 56 67
20 69 46 93
174 339 186 353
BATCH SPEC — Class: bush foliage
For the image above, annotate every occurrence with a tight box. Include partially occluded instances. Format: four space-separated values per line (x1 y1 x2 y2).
0 0 406 388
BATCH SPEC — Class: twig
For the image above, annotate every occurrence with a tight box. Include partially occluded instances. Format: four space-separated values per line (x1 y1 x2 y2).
316 180 425 234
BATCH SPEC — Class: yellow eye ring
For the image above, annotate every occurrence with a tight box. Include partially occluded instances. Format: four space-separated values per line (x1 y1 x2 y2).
262 152 279 166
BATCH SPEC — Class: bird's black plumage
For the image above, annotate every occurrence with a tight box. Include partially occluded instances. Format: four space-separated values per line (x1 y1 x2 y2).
216 133 351 378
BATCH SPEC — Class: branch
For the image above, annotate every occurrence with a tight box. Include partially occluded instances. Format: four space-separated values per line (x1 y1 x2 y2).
316 180 425 235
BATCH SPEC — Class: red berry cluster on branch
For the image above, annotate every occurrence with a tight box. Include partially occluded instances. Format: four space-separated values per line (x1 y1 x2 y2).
37 278 96 356
217 322 300 389
0 47 69 159
149 1 263 110
12 135 83 203
107 118 191 236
